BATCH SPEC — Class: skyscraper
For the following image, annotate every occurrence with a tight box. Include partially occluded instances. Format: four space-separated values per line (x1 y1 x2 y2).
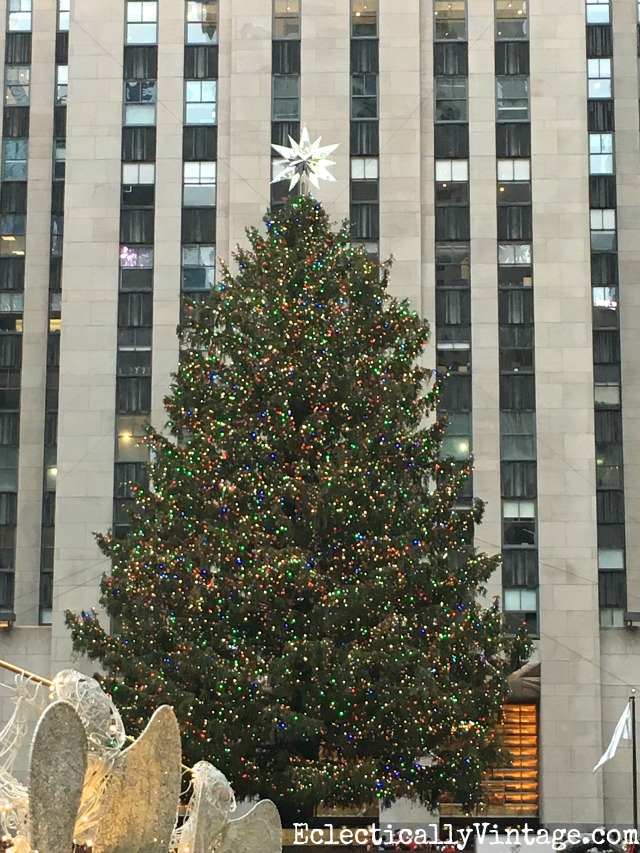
0 0 637 830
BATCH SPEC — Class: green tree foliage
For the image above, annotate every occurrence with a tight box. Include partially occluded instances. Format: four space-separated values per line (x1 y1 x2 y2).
67 196 525 820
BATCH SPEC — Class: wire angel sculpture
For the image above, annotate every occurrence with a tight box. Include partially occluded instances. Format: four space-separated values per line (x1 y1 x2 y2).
0 670 281 853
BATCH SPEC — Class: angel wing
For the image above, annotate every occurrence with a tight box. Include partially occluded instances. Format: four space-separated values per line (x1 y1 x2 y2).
50 670 126 753
172 761 235 853
219 800 282 853
90 705 181 853
28 701 88 853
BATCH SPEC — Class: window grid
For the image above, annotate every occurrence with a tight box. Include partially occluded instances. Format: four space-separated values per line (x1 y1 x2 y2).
349 0 380 258
126 1 158 45
585 4 625 616
186 1 219 45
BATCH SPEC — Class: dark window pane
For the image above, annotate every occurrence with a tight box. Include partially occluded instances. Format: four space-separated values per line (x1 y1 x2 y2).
591 252 617 286
350 121 379 155
55 31 68 64
501 461 537 498
120 208 155 244
183 125 217 160
435 206 470 240
497 206 532 240
595 410 622 444
496 123 531 157
599 570 625 609
0 258 24 291
502 549 538 586
351 39 379 73
182 208 216 243
185 45 219 78
3 108 29 137
440 374 472 411
271 121 300 147
588 99 615 132
495 41 529 75
122 127 157 161
500 374 536 410
587 24 613 57
590 175 616 208
5 34 31 64
434 42 468 76
434 123 469 158
351 203 379 239
594 330 620 364
124 46 158 78
116 377 151 413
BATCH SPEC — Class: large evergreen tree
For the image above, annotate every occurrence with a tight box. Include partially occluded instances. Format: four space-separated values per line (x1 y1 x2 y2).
67 196 527 819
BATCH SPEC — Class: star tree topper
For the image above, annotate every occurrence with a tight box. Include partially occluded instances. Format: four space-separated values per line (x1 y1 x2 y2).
271 126 339 192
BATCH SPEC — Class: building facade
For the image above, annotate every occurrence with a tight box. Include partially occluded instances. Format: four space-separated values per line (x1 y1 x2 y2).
0 0 638 830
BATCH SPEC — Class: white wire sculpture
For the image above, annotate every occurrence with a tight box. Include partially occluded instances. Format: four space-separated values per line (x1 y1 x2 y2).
0 670 281 853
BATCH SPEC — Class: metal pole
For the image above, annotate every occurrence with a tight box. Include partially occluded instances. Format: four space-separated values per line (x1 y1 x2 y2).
0 658 51 686
632 690 638 835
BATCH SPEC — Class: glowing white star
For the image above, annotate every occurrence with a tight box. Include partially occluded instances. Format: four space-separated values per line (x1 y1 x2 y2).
271 126 339 192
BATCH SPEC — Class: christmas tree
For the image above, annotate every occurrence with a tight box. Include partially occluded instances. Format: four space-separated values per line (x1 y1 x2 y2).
67 195 528 820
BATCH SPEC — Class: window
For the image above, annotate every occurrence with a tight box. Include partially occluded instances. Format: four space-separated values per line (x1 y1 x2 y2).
592 286 618 327
589 133 614 174
122 163 155 184
441 413 471 461
8 0 32 31
0 214 25 258
183 162 216 207
503 499 536 546
5 67 30 107
120 245 154 268
435 78 467 122
586 0 610 24
351 0 378 37
185 80 217 124
598 547 623 570
124 79 157 126
58 0 70 31
351 74 378 120
273 75 300 120
0 448 18 492
596 444 623 489
182 244 215 291
590 209 616 251
351 157 378 180
117 377 151 414
434 0 466 41
496 77 529 121
186 1 219 45
595 383 620 408
497 159 530 181
119 292 152 328
501 411 535 460
55 65 68 106
495 0 528 39
504 588 537 613
53 139 65 180
274 0 301 39
51 215 63 257
499 243 531 265
126 1 158 44
2 139 27 181
435 159 469 182
588 58 612 99
436 243 470 288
